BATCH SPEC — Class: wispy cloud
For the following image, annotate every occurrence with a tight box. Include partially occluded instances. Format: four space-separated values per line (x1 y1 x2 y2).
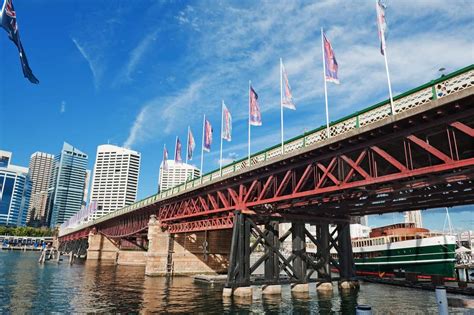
71 37 103 89
115 30 159 85
123 0 473 157
123 78 207 148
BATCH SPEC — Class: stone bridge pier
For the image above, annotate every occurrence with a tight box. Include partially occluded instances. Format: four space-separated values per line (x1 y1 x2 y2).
145 215 231 276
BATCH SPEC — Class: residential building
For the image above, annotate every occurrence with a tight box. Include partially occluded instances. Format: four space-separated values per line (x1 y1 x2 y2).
404 210 423 228
47 143 88 228
89 145 140 220
0 150 31 226
158 160 200 192
27 152 54 225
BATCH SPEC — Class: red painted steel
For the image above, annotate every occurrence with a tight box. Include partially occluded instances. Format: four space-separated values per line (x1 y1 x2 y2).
61 97 474 238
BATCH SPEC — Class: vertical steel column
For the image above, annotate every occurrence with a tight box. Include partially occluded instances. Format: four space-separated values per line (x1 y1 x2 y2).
264 221 280 281
226 211 252 287
337 222 355 280
316 223 331 281
292 222 307 281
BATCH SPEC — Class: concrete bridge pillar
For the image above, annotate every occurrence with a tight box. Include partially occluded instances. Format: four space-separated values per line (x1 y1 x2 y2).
145 215 231 277
87 230 119 261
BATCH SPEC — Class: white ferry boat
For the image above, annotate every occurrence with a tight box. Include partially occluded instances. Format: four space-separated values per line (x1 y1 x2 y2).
345 223 456 278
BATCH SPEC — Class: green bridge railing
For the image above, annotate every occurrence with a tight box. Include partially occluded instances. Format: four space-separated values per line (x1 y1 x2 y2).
59 64 474 236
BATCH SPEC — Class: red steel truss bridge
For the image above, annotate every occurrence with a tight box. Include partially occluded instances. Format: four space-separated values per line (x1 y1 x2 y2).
59 65 474 242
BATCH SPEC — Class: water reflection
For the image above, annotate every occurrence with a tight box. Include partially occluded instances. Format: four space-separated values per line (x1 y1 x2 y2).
0 252 469 314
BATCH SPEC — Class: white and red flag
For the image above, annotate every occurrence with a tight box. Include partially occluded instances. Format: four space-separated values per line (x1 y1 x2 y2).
323 32 339 84
222 103 232 141
203 118 213 152
187 127 195 161
249 86 262 126
376 0 388 55
281 61 296 110
162 145 168 170
174 137 182 163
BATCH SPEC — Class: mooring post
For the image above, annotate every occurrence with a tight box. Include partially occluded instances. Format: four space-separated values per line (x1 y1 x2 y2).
435 286 448 315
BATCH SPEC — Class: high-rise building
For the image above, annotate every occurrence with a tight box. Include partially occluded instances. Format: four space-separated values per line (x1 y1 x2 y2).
47 143 88 228
158 160 200 192
27 152 54 225
0 150 31 226
90 145 141 220
404 210 423 228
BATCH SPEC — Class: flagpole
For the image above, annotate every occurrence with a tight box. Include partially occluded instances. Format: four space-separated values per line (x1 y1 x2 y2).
381 31 395 115
321 27 331 139
174 136 178 159
220 100 224 176
200 115 205 183
161 143 166 192
248 80 251 167
185 126 189 165
280 58 284 154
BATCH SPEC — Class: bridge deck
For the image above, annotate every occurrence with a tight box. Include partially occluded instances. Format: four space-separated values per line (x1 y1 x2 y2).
60 65 474 238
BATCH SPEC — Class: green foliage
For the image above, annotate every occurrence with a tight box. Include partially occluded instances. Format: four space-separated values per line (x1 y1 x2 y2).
0 226 55 237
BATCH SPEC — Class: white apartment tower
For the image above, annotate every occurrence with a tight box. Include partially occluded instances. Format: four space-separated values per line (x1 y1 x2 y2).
158 160 200 192
90 145 141 219
27 152 54 224
404 210 423 228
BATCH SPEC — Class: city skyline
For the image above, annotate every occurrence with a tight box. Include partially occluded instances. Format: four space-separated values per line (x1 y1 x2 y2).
1 1 473 230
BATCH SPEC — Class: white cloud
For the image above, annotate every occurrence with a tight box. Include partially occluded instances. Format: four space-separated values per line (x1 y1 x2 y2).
60 101 66 114
124 0 473 150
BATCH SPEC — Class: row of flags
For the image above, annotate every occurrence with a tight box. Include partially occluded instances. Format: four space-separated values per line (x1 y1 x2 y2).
153 0 394 182
60 201 98 229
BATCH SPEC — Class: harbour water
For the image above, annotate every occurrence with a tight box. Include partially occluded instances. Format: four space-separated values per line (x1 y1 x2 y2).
0 251 470 314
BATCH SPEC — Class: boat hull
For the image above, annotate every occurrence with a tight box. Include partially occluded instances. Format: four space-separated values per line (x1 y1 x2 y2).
353 235 456 278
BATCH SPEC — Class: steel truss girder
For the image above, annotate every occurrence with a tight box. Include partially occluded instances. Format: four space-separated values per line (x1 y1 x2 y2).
61 97 474 236
159 111 474 232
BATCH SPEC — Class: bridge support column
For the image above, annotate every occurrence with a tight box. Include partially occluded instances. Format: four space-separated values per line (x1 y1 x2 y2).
145 215 169 276
336 222 358 291
146 215 231 276
316 223 333 293
87 230 119 261
291 222 308 294
262 221 281 296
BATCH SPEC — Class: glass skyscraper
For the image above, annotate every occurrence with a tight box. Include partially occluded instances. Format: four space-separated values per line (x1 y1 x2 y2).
0 150 31 226
47 143 88 228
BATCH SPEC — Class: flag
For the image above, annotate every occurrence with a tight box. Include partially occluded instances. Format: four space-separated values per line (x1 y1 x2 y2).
174 137 182 163
187 128 195 161
162 145 168 170
323 32 339 84
376 0 388 55
222 103 232 141
203 118 213 152
0 0 39 84
281 61 296 110
249 86 262 126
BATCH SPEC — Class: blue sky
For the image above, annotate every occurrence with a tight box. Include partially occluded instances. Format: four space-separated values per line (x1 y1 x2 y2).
0 0 473 231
